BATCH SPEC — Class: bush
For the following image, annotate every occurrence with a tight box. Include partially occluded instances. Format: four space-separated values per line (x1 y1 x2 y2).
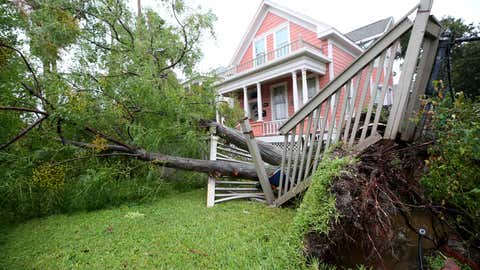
0 146 205 223
421 92 480 241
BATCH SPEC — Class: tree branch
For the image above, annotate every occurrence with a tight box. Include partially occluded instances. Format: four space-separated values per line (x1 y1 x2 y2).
0 106 48 115
0 117 46 150
62 139 271 180
0 43 41 93
156 1 190 75
84 126 135 151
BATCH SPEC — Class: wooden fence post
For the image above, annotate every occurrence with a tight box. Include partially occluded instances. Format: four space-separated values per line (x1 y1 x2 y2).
206 125 218 207
385 0 433 139
240 118 275 205
401 18 442 141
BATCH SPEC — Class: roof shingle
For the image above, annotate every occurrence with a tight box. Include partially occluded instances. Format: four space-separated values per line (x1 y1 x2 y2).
345 17 393 43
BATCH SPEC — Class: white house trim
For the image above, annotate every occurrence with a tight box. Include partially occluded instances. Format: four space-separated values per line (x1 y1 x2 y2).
243 86 249 117
218 56 328 94
256 82 263 121
269 81 289 120
317 28 363 56
329 39 361 59
219 46 330 88
327 40 335 81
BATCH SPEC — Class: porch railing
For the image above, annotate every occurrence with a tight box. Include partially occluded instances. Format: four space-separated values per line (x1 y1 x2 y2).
262 120 286 136
271 0 441 206
219 39 323 80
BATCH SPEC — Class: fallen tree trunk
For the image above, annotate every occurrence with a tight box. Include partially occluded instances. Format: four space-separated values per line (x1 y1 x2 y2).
64 139 276 180
201 120 283 166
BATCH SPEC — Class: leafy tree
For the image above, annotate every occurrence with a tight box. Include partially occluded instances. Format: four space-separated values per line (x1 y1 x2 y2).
0 0 237 219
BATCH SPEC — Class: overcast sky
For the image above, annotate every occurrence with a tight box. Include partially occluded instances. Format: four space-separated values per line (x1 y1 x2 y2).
134 0 480 73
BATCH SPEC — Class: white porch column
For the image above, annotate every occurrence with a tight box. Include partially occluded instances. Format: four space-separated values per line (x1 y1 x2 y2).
291 71 299 112
215 95 221 123
256 82 263 121
243 86 249 118
301 68 308 105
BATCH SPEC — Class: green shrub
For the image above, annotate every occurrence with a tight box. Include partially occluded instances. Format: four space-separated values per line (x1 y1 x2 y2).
421 92 480 240
426 252 472 270
0 147 205 223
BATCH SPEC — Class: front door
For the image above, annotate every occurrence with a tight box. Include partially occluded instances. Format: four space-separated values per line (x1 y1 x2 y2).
271 84 288 120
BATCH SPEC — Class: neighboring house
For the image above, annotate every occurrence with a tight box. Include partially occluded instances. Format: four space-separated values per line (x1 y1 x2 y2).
216 0 394 143
345 17 394 49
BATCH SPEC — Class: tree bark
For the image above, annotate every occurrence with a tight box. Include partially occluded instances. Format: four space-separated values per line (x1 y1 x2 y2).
201 120 283 166
64 139 276 180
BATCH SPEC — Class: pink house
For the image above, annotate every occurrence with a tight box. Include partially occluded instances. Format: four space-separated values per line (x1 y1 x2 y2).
216 0 394 143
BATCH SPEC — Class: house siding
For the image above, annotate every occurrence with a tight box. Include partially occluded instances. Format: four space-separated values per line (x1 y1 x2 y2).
255 12 287 37
289 22 321 47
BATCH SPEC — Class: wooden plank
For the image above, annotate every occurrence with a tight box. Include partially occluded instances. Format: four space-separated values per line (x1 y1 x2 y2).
216 181 258 185
296 112 314 186
353 132 383 154
206 126 218 207
277 134 288 198
280 17 413 134
425 15 442 39
312 100 331 170
274 176 313 206
324 89 342 152
290 120 305 190
372 42 399 135
217 142 251 155
343 72 362 143
349 62 374 146
240 119 275 205
401 35 439 141
283 129 296 195
385 0 433 139
360 50 387 142
215 187 260 191
215 193 263 197
303 109 319 181
217 146 252 159
334 83 350 144
215 195 265 204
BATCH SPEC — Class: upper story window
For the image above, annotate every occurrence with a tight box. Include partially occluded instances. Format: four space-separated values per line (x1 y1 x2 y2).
254 38 266 66
275 26 289 58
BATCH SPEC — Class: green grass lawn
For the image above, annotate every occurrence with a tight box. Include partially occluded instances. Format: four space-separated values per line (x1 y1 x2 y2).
0 189 301 270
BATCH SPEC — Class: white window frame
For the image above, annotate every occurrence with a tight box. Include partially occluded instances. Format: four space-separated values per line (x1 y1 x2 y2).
253 36 267 67
270 82 289 121
273 24 290 58
251 23 290 67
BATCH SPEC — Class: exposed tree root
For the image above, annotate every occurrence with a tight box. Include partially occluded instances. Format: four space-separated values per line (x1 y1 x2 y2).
304 139 479 269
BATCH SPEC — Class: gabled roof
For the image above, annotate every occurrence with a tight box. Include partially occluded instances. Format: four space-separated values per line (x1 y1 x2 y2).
345 17 394 45
229 0 332 66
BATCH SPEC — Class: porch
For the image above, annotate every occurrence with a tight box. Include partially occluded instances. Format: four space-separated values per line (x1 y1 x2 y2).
216 38 331 138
